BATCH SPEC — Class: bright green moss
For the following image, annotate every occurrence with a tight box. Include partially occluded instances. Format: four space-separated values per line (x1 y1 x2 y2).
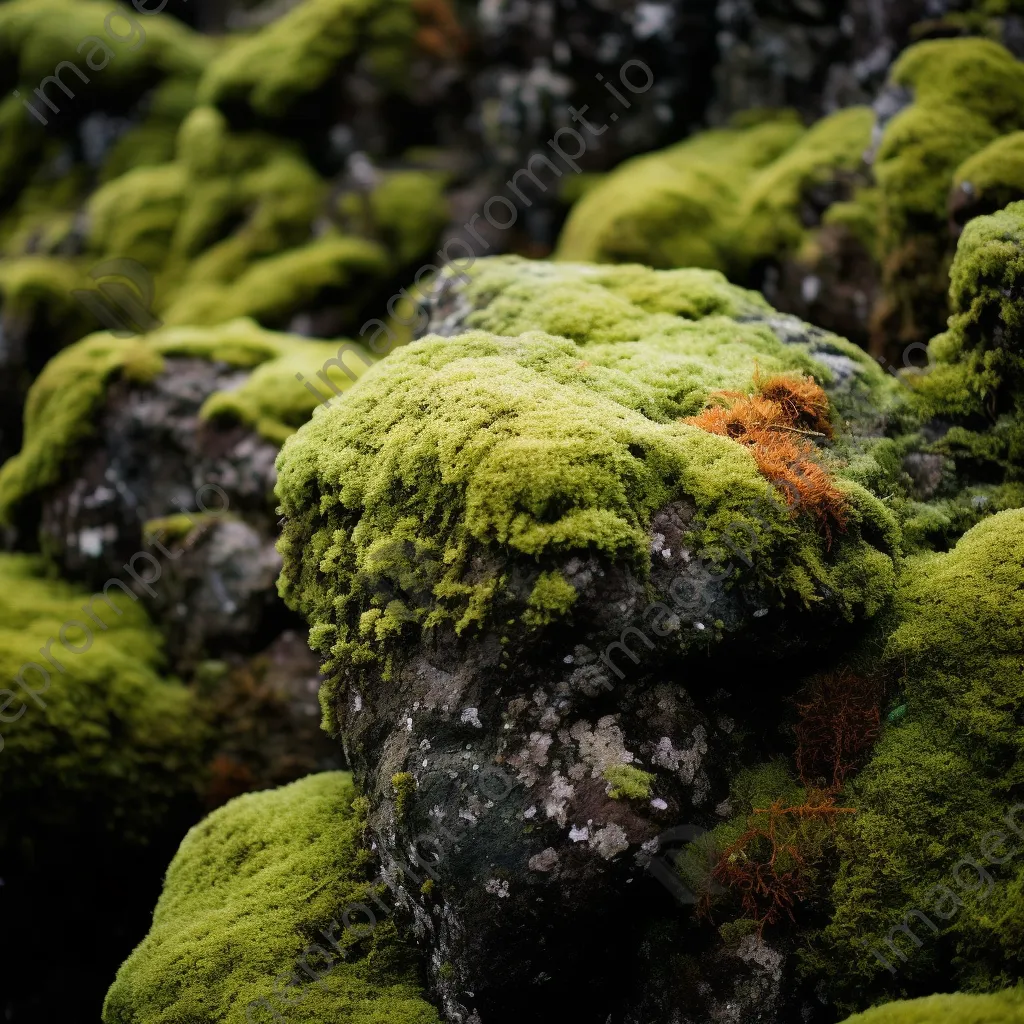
198 0 417 119
954 132 1024 213
0 319 373 523
603 765 656 801
361 169 450 266
874 102 998 230
441 258 905 428
839 990 1024 1024
102 772 441 1024
0 0 212 91
736 106 875 266
275 263 900 723
0 256 92 332
555 114 805 271
806 510 1024 1007
164 235 389 328
391 771 416 819
0 552 203 849
555 108 873 279
523 570 578 627
914 200 1024 419
889 38 1024 132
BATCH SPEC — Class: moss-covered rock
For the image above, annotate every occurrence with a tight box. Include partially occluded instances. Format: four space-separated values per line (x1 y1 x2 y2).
278 261 903 694
805 510 1024 1009
274 256 905 1020
839 989 1024 1024
197 0 418 121
0 318 373 525
555 107 874 279
102 771 441 1024
0 551 204 850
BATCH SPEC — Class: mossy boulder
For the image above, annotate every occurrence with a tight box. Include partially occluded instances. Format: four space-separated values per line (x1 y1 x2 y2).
0 319 373 668
838 990 1024 1023
102 771 441 1024
197 0 418 121
275 257 904 1021
555 107 874 279
0 552 203 851
806 510 1024 1009
896 200 1024 548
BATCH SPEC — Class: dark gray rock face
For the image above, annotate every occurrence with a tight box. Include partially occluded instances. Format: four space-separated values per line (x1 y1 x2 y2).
340 498 853 1024
35 357 286 671
708 0 1024 125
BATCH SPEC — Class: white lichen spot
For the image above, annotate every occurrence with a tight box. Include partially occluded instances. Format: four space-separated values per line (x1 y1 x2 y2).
589 823 629 860
485 878 510 899
568 825 590 843
544 772 575 825
523 805 537 820
569 716 634 778
460 707 483 729
650 797 668 811
528 848 560 872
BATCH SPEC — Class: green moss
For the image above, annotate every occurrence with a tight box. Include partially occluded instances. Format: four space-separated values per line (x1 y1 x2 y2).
736 106 875 266
523 570 577 627
806 510 1024 1008
275 260 900 724
867 39 1024 345
198 0 417 119
363 169 449 266
954 132 1024 213
914 200 1024 420
391 771 416 820
839 990 1024 1023
603 764 655 801
102 772 442 1024
0 552 204 850
556 113 805 271
0 319 373 523
555 107 873 279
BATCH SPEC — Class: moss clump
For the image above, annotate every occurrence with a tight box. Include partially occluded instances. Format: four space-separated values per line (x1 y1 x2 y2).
523 570 577 627
0 319 373 523
197 0 417 119
603 765 656 801
806 510 1024 1008
555 107 873 280
0 552 203 851
276 260 900 726
78 106 445 332
905 201 1024 506
839 990 1024 1023
391 771 416 819
954 132 1024 218
868 39 1024 346
102 772 441 1024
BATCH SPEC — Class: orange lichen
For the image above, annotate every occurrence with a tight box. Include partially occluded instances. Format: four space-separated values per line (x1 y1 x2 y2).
685 372 847 543
794 670 882 791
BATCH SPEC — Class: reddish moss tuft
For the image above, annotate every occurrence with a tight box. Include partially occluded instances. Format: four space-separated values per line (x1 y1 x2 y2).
794 670 882 791
685 372 848 543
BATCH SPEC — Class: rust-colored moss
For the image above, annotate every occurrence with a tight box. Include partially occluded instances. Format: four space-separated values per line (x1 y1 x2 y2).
685 373 848 543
